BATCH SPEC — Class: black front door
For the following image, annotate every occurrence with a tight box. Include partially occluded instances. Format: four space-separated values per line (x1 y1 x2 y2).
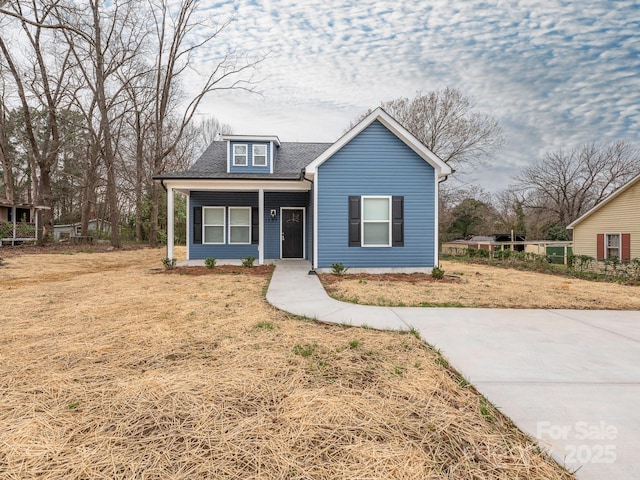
282 208 304 258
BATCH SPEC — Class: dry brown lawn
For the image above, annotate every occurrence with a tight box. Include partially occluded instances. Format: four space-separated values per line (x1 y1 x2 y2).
321 259 640 310
0 247 573 479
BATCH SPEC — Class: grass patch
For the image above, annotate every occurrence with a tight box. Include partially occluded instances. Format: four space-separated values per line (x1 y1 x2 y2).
319 260 640 310
0 247 574 479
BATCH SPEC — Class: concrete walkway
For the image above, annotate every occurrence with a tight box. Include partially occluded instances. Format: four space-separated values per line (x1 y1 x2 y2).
266 260 640 480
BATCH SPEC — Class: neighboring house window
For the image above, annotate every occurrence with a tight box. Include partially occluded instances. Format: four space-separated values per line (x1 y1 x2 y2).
229 207 251 244
253 145 267 166
233 144 248 166
605 233 621 260
349 196 404 247
203 207 225 244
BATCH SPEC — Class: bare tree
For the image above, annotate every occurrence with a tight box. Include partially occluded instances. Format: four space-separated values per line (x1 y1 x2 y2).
56 0 149 247
195 115 233 152
0 83 14 203
1 0 260 247
354 88 504 171
146 0 263 247
0 0 73 241
515 141 640 228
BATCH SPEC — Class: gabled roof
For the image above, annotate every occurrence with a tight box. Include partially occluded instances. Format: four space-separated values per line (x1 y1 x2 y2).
304 107 452 177
566 172 640 229
156 141 332 180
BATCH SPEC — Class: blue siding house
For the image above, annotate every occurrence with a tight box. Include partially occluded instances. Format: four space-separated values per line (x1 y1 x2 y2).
156 108 452 272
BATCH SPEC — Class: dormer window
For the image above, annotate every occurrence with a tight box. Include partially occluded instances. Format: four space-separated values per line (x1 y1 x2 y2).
253 145 267 166
223 135 280 173
233 144 248 166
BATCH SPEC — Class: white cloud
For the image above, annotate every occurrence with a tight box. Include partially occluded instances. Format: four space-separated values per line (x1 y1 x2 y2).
188 0 640 192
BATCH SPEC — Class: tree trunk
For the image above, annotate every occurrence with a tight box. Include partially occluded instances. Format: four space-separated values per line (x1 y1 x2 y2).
149 180 160 247
37 159 54 242
91 0 121 248
0 104 15 203
135 110 144 242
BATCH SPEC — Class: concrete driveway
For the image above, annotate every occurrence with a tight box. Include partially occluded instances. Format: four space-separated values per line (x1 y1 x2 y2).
267 261 640 480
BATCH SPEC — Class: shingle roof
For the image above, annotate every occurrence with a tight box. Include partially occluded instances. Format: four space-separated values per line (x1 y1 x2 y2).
156 141 332 180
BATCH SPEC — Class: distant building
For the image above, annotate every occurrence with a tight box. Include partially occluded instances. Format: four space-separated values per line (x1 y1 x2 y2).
53 219 111 242
442 234 527 254
567 172 640 263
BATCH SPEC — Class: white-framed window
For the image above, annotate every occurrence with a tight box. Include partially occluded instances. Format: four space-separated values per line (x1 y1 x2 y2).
203 207 225 244
605 233 621 260
252 144 267 166
233 144 248 166
361 196 391 247
229 207 251 244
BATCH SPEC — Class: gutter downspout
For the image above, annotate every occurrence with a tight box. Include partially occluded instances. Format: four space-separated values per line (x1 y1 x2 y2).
301 169 316 275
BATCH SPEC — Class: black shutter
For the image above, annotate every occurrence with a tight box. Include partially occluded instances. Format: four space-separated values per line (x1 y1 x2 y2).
348 196 361 247
251 207 259 244
193 206 202 244
392 196 404 247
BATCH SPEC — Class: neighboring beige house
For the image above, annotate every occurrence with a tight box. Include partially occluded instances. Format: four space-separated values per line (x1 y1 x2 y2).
567 173 640 262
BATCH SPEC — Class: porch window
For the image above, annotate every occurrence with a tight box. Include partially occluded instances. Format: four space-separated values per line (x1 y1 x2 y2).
229 207 251 244
605 233 620 260
362 196 391 247
203 207 225 244
252 145 267 166
233 144 248 166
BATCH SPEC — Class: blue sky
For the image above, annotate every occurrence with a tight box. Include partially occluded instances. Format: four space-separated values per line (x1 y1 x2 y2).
189 0 640 191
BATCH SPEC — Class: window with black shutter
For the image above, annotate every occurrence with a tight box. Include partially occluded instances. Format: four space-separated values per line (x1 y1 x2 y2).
348 196 361 246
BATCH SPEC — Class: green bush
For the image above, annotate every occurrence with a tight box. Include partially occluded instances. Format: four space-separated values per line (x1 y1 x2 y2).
162 257 176 269
330 262 348 275
242 256 255 268
431 266 445 280
467 247 490 258
204 257 216 269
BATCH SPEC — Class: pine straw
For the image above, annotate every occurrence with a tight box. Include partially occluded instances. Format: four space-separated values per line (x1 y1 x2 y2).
321 260 640 309
0 248 573 479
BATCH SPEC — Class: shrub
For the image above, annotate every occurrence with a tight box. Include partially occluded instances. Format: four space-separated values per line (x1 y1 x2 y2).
330 262 348 275
431 266 445 280
162 257 177 270
467 247 490 258
204 257 216 269
570 254 595 273
242 256 255 268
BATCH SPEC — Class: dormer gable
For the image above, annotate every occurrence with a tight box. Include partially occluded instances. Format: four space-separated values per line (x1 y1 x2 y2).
222 135 281 174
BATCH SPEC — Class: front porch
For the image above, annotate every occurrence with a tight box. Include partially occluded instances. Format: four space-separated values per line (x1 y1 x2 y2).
164 181 313 265
0 203 39 246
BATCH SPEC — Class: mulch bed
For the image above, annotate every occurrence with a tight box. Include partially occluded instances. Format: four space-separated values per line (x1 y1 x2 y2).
160 265 275 277
320 272 459 286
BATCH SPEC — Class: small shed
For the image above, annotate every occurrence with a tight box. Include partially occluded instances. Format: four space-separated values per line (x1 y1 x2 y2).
53 219 111 242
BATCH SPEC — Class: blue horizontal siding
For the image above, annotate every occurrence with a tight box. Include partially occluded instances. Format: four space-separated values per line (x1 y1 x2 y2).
189 192 258 259
317 120 436 268
228 141 271 173
188 191 310 260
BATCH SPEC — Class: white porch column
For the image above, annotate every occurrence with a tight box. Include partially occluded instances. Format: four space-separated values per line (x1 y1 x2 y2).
258 188 264 265
167 185 174 260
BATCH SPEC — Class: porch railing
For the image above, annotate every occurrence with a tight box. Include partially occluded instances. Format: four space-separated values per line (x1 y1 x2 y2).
0 221 37 243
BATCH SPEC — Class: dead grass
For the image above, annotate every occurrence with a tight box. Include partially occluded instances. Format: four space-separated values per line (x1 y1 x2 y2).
321 260 640 309
0 248 573 479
